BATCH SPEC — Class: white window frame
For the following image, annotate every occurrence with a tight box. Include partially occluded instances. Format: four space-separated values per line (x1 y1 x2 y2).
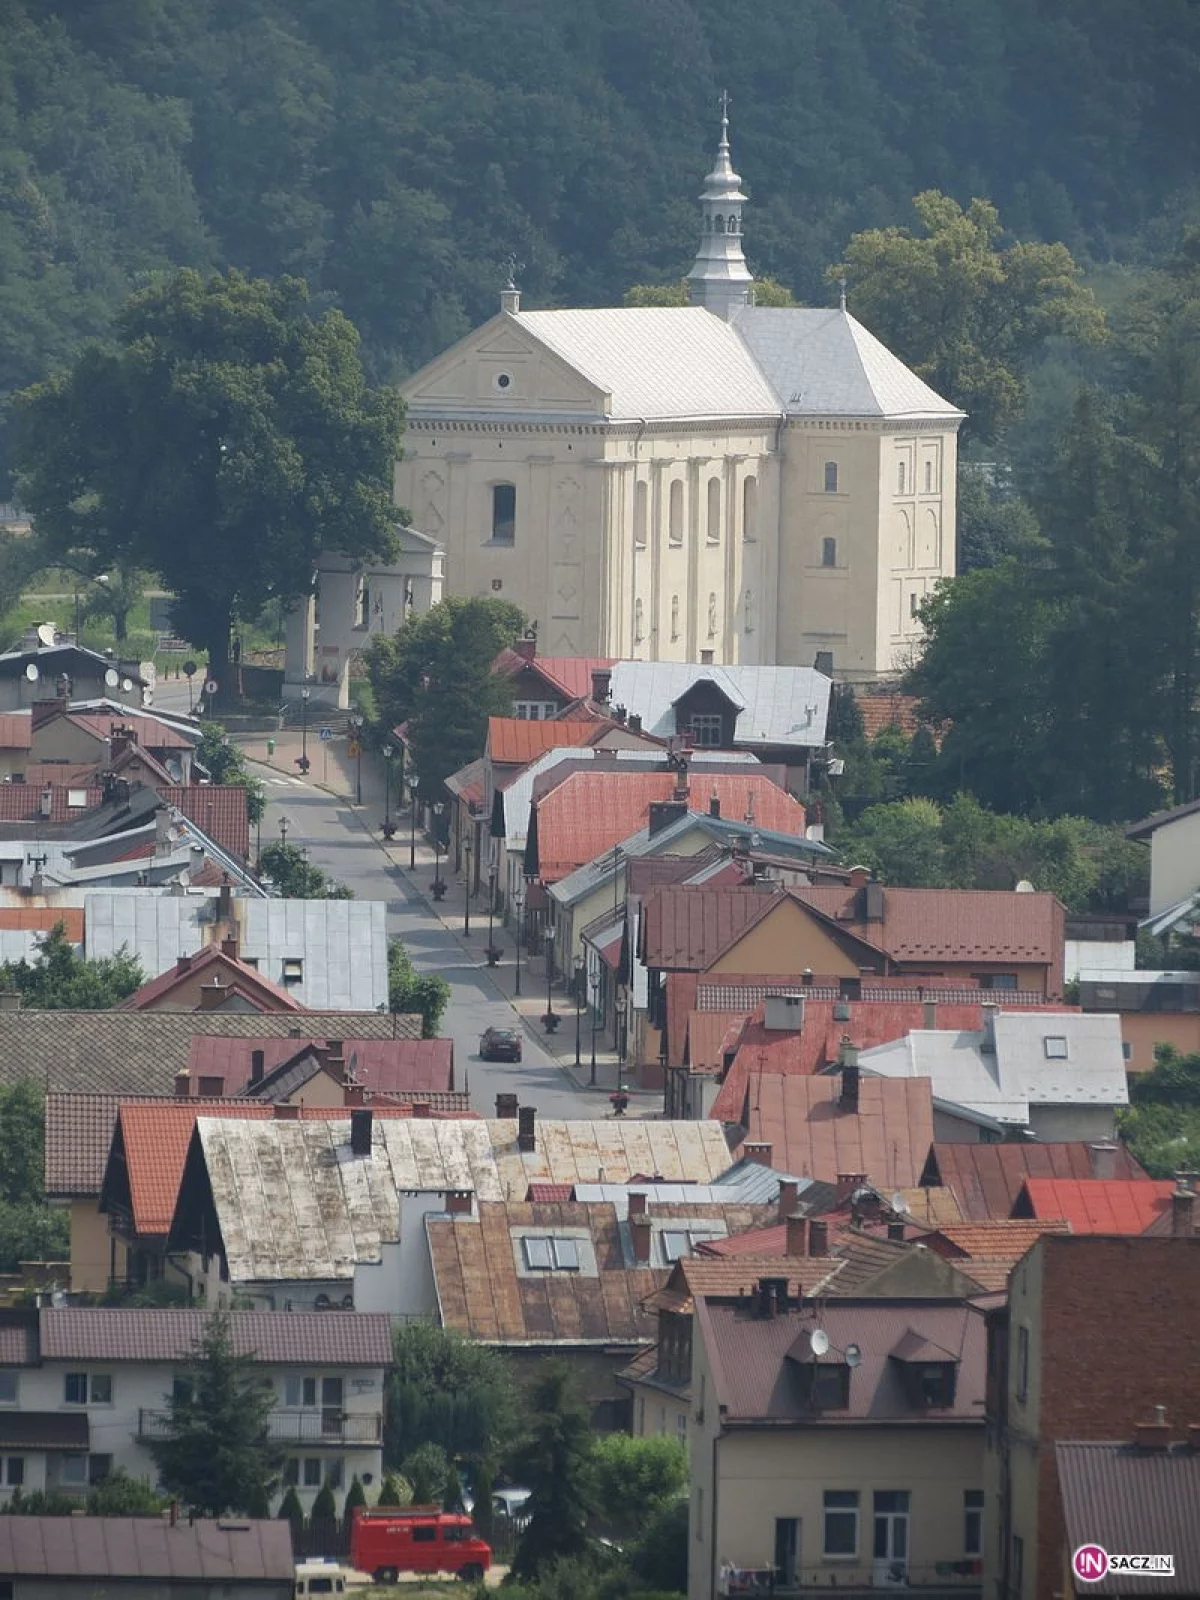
1043 1036 1069 1059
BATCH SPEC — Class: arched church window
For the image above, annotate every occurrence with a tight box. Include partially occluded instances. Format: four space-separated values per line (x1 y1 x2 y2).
727 215 738 234
668 480 684 547
713 215 725 233
707 477 721 545
824 461 839 494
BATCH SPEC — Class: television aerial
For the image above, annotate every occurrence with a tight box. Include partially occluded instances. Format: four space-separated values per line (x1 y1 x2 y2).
36 622 57 648
845 1343 862 1369
809 1328 830 1357
890 1191 907 1215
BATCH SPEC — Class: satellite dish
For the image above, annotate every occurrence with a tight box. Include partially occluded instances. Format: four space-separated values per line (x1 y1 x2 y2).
104 668 119 688
890 1191 907 1215
845 1343 862 1369
1015 879 1035 893
24 663 39 683
120 678 133 693
809 1328 830 1357
37 622 57 648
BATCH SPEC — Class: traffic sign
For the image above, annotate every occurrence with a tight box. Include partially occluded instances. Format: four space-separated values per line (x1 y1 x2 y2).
347 739 361 759
203 678 218 697
318 726 333 742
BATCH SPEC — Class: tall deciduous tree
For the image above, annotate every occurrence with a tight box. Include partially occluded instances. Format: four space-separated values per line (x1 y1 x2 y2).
14 269 402 703
149 1312 283 1517
832 192 1104 442
0 923 143 1010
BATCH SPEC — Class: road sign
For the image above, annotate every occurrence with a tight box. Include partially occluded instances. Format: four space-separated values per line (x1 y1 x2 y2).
203 678 218 697
347 739 361 759
318 726 333 742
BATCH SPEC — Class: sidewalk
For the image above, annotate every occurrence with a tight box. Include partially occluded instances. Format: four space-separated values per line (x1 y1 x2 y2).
236 728 659 1112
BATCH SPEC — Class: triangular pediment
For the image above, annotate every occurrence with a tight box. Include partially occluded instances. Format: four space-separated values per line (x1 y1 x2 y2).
403 313 606 417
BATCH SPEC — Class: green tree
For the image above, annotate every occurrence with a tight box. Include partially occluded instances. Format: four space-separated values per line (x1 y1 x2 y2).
0 1078 68 1272
343 1474 368 1517
835 797 947 887
386 1322 514 1476
15 269 402 703
623 281 689 306
386 940 450 1038
310 1479 338 1521
0 923 142 1010
87 1470 167 1516
956 465 1040 572
1118 1045 1200 1177
148 1311 283 1517
378 1472 408 1506
588 1433 686 1539
196 725 266 825
82 561 145 647
366 597 525 797
630 1497 689 1593
277 1485 305 1528
403 1442 450 1507
258 841 352 899
511 1362 595 1580
832 192 1104 442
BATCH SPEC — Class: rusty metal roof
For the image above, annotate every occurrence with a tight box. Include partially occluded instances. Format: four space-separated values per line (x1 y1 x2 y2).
0 1515 295 1580
1056 1441 1200 1594
641 883 782 970
924 1142 1150 1222
38 1307 392 1365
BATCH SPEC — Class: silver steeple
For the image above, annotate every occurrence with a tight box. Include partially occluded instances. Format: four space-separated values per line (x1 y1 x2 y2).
687 92 754 320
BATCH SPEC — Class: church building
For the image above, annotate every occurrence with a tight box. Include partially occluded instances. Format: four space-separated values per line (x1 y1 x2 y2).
395 111 964 680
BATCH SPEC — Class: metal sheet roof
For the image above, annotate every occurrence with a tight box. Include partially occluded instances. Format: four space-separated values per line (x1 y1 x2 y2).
604 661 831 749
1056 1441 1200 1594
0 1515 294 1580
924 1141 1150 1222
735 1073 935 1190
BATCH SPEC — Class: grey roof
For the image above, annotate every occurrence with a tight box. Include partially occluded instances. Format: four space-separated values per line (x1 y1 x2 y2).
84 893 389 1010
1056 1441 1200 1594
0 1515 294 1581
183 1116 735 1284
858 1011 1129 1125
604 661 832 748
731 306 964 419
514 307 781 421
710 1156 836 1210
39 1307 392 1366
0 1011 413 1096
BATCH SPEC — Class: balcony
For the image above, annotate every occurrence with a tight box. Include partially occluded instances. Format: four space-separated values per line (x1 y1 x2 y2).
720 1563 982 1597
138 1408 382 1446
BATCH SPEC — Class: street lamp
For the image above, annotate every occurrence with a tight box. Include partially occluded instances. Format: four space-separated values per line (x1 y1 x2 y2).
513 889 525 996
432 802 445 894
543 925 556 1029
279 815 290 848
574 955 584 1068
408 773 420 869
350 713 364 806
589 971 600 1085
381 745 395 838
298 686 311 774
486 863 498 965
463 834 472 936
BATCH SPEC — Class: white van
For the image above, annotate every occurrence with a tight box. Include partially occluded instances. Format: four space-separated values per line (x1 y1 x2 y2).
294 1559 354 1595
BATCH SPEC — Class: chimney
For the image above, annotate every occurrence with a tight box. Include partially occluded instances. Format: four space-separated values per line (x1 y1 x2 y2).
1088 1142 1119 1182
591 668 612 704
835 1173 867 1206
1134 1408 1171 1451
777 1180 799 1222
217 883 233 923
250 1049 265 1086
887 1220 906 1242
1172 1184 1196 1238
496 1092 519 1119
743 1140 773 1168
863 883 885 922
155 806 172 856
411 1102 432 1119
39 787 52 820
785 1213 809 1258
197 1076 223 1099
273 1103 301 1120
981 1003 999 1055
672 770 689 805
325 1039 345 1077
174 1070 191 1099
517 1105 537 1153
176 954 193 975
349 1108 374 1157
648 800 688 838
628 1191 648 1218
808 1219 829 1257
513 635 536 663
629 713 642 733
197 979 228 1010
764 994 805 1033
756 1274 788 1317
445 1190 473 1216
848 865 870 889
0 990 20 1012
709 789 721 818
923 999 937 1029
344 1083 367 1107
220 934 239 961
630 1214 652 1262
839 1060 860 1112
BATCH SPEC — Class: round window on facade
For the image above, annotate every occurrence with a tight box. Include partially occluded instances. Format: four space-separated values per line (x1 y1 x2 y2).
494 372 513 392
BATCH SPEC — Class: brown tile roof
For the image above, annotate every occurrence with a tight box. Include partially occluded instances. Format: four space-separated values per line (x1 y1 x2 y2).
697 1296 988 1424
120 944 305 1012
932 1219 1072 1261
0 783 100 821
46 1092 163 1198
952 1258 1017 1292
1056 1441 1200 1593
0 1010 414 1097
793 884 1065 984
64 710 193 750
162 785 250 859
530 772 805 883
641 883 780 970
924 1142 1150 1222
732 1072 935 1190
427 1201 666 1345
487 716 608 766
0 906 85 943
194 1036 456 1098
38 1307 393 1365
644 1254 843 1315
0 713 32 750
0 1516 295 1581
0 1318 38 1366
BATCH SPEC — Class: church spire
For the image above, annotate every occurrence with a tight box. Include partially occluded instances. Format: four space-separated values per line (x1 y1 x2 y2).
687 92 754 321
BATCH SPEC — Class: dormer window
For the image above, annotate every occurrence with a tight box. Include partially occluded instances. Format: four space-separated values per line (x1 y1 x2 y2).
799 1362 851 1411
890 1329 959 1408
1043 1035 1069 1059
916 1363 957 1408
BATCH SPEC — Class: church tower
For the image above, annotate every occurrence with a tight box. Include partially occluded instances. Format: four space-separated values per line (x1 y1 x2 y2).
687 95 754 320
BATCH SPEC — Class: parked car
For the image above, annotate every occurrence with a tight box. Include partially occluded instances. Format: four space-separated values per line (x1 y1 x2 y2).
349 1507 492 1585
492 1486 532 1526
294 1558 351 1595
480 1026 522 1062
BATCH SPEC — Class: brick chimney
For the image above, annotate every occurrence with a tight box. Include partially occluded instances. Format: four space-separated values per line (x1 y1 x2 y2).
514 636 537 664
1172 1184 1196 1237
249 1049 265 1087
1089 1142 1119 1181
496 1092 519 1119
325 1039 345 1078
847 865 870 889
785 1214 809 1258
839 1058 860 1112
630 1214 652 1262
628 1191 648 1218
445 1190 473 1216
349 1108 373 1156
591 668 612 704
175 954 193 975
629 713 642 734
1134 1406 1171 1450
743 1140 773 1167
887 1220 907 1242
344 1083 367 1107
174 1070 191 1099
835 1173 868 1206
220 934 239 961
808 1219 829 1256
777 1180 799 1222
517 1105 537 1153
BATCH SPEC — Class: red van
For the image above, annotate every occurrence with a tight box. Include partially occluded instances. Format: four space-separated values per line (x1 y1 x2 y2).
349 1506 493 1585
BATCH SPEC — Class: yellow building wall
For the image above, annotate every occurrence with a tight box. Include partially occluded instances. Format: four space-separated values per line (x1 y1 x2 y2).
69 1200 126 1294
706 897 863 976
1119 1010 1200 1074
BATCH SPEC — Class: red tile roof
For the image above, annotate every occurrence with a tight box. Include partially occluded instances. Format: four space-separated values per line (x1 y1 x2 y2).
0 907 85 943
120 945 304 1013
731 1073 935 1190
924 1142 1151 1222
0 783 101 822
502 655 617 701
1013 1178 1176 1233
793 884 1065 989
530 772 804 883
486 716 608 766
0 713 32 749
641 883 782 970
163 786 250 859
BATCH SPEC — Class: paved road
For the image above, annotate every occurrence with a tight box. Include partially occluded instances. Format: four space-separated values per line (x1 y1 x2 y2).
250 762 591 1119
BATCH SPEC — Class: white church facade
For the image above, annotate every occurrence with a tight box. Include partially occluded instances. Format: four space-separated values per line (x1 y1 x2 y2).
394 112 963 680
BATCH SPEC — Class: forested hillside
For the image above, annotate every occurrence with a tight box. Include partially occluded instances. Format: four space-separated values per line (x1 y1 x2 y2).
3 0 1200 490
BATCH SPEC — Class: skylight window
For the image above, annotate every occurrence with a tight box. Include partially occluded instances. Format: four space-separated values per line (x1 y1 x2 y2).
660 1230 722 1264
522 1235 580 1271
1043 1036 1069 1059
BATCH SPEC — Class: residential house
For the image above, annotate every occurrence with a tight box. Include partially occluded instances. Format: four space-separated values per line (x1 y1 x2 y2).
856 1010 1128 1142
0 1308 390 1513
194 1035 458 1103
1009 1177 1180 1233
118 941 307 1013
0 627 149 713
1126 794 1200 919
688 1286 988 1599
30 700 194 780
0 712 31 780
986 1232 1200 1600
1078 966 1200 1073
918 1140 1150 1223
0 1515 294 1597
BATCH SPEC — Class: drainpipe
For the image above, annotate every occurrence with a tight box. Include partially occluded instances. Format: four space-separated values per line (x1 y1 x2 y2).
710 1429 725 1600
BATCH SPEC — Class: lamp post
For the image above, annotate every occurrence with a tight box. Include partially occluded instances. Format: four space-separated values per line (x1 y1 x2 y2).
543 925 556 1029
279 815 290 849
298 686 311 774
574 955 584 1068
486 863 498 965
432 802 445 894
589 971 600 1085
351 713 364 806
513 890 525 996
408 773 420 868
463 835 472 936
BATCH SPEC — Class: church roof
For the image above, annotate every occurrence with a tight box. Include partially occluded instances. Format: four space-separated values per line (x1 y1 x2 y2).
513 307 780 422
731 306 964 420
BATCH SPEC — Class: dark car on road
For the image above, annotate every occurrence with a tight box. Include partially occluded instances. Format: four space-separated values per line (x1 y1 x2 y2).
479 1027 522 1062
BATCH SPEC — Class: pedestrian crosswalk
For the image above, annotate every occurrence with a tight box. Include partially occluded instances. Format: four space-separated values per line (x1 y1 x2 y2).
265 775 310 789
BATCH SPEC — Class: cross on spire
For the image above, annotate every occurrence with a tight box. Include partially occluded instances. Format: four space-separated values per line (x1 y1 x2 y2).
719 88 731 123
